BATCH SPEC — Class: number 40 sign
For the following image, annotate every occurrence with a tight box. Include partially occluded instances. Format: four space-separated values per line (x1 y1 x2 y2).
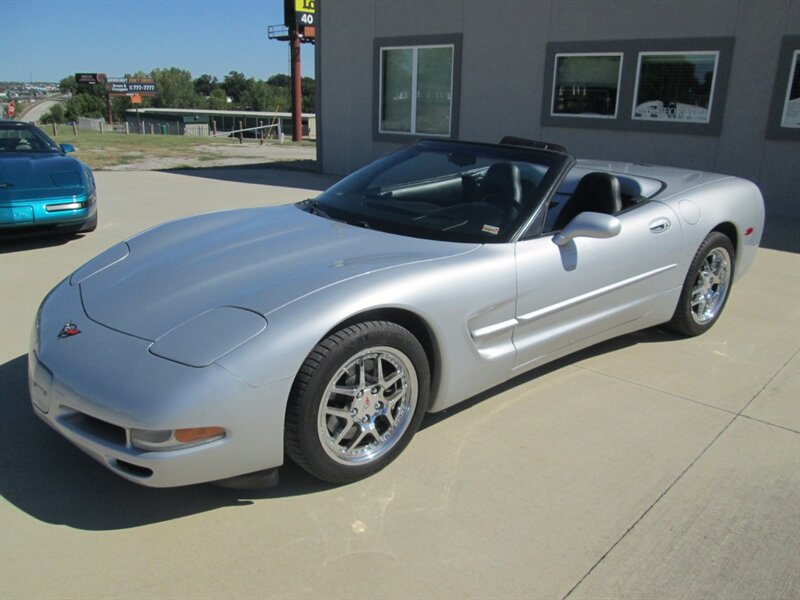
295 0 315 26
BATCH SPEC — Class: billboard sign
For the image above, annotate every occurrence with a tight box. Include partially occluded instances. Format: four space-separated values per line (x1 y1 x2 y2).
106 77 157 97
294 0 315 26
75 72 107 85
285 0 316 28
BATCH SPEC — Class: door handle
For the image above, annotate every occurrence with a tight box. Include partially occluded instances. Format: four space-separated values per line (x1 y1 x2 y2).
649 217 671 234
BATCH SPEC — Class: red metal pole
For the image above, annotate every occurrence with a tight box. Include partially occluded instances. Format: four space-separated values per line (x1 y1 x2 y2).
291 28 303 142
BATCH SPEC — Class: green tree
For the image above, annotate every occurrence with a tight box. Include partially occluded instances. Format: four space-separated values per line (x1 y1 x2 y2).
150 67 200 108
63 92 106 121
59 75 78 96
207 88 229 110
238 78 291 112
223 70 248 104
265 74 315 112
301 77 315 113
193 74 219 96
266 74 291 88
111 95 132 123
40 104 65 124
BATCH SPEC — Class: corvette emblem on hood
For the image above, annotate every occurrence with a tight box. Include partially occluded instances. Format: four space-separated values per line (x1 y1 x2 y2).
58 322 81 338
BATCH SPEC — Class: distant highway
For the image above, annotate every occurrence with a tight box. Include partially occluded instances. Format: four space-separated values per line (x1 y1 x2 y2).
19 96 66 122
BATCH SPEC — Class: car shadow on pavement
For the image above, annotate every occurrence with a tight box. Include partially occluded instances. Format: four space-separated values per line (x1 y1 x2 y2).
0 354 334 531
420 326 683 430
0 327 681 531
0 234 81 254
162 163 340 191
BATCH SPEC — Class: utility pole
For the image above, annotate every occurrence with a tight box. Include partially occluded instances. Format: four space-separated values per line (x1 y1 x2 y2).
290 27 303 142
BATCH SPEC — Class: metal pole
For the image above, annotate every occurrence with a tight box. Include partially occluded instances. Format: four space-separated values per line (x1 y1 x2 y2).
291 27 303 142
106 94 113 126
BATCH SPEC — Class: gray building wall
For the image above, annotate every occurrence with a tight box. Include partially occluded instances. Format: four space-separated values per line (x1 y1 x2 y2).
317 0 800 225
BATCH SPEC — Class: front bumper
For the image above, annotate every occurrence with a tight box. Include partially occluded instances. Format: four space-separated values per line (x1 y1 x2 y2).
0 191 96 231
29 279 292 487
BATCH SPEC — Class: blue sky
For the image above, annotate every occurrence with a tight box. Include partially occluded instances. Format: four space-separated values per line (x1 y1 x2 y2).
0 0 316 83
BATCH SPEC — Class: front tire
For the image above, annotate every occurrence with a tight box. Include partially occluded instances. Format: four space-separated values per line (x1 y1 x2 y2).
667 231 735 337
285 321 430 484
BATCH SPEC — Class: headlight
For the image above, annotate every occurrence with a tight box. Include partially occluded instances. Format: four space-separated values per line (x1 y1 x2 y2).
32 276 68 353
149 306 267 367
130 427 226 451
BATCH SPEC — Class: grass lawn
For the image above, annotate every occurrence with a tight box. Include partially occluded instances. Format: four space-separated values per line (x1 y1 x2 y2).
41 127 314 170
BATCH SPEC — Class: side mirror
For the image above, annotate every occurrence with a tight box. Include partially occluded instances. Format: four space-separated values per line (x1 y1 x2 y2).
60 143 75 154
553 211 621 246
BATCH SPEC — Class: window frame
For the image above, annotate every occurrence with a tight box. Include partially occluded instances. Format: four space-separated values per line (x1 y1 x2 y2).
550 52 624 120
767 35 800 141
378 44 455 136
541 38 733 136
373 34 462 143
631 50 720 125
781 50 800 128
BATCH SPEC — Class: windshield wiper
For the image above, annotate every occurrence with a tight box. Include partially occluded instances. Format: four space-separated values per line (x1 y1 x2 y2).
362 188 392 199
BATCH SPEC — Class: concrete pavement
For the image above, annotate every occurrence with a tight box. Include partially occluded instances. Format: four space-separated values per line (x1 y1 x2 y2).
1 169 798 599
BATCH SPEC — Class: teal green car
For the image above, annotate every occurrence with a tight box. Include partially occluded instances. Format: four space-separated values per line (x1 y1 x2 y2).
0 119 97 236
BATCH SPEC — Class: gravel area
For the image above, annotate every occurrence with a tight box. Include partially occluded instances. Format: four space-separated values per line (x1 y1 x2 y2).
102 141 317 171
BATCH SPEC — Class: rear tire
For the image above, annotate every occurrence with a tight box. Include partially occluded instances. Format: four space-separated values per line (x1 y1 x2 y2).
285 321 430 484
666 232 734 337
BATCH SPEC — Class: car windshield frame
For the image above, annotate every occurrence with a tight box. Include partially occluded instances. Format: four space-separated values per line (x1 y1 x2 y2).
0 122 62 154
310 140 574 244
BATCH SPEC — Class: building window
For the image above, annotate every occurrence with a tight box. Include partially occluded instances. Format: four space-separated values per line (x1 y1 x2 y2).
551 53 622 119
767 36 800 140
542 39 732 135
379 45 454 136
632 52 719 123
781 50 800 128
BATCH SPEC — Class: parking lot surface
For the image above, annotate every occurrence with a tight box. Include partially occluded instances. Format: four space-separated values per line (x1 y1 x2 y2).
1 169 798 599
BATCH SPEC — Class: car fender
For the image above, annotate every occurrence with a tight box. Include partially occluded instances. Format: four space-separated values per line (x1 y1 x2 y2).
216 243 520 413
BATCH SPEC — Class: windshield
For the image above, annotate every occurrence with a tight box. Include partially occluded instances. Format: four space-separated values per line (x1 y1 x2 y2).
310 140 572 243
0 123 61 153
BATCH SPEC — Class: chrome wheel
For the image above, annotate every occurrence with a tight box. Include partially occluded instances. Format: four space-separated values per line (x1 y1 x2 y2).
317 346 418 466
667 232 735 337
690 247 731 325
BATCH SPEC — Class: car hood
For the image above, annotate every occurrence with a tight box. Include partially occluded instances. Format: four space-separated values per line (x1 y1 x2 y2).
0 153 86 202
79 204 478 340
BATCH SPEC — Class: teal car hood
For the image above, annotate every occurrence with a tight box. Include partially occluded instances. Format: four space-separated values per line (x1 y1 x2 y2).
0 153 87 202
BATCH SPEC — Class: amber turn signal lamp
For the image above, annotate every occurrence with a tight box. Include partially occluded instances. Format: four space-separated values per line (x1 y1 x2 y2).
174 427 226 443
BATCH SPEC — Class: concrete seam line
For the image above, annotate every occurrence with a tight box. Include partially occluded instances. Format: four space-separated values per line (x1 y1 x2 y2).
736 414 799 435
573 363 739 417
562 350 797 600
560 413 737 600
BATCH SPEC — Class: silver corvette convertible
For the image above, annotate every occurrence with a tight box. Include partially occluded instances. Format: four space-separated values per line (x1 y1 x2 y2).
29 138 765 487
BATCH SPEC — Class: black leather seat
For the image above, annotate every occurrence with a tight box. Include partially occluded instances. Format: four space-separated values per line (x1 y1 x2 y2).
553 171 622 231
479 162 522 221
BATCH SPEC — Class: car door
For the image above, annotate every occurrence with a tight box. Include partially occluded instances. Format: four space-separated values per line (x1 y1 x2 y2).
512 200 683 371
